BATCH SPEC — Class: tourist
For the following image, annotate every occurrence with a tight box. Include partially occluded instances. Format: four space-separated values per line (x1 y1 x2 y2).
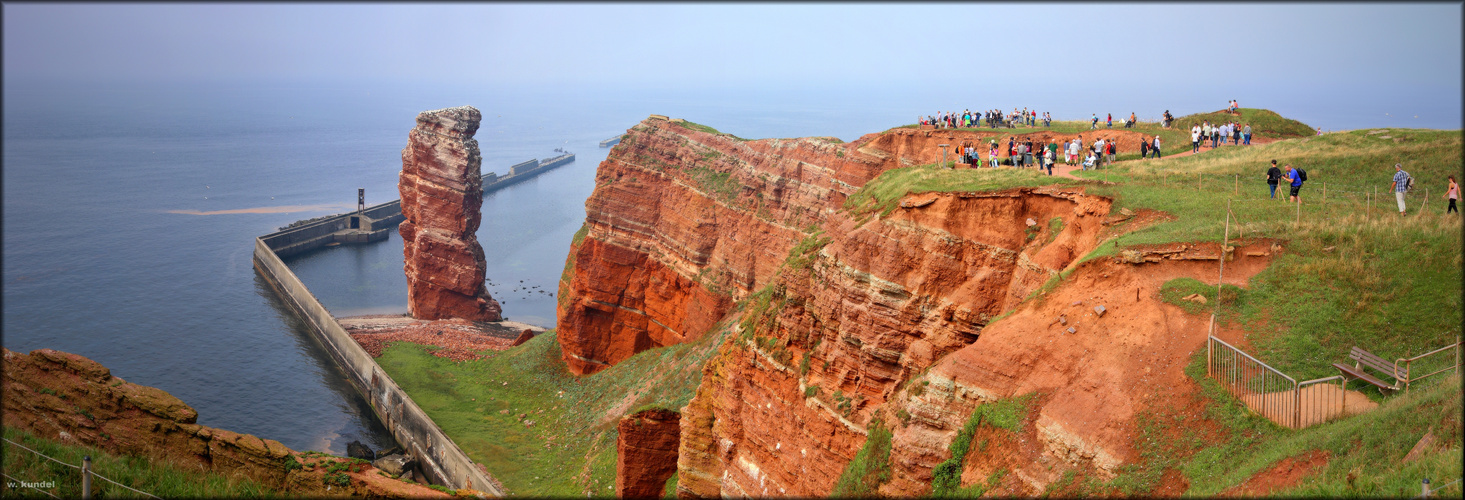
1232 123 1241 145
1106 113 1113 128
1152 135 1162 158
1091 114 1099 129
1191 126 1201 153
989 142 998 168
1083 151 1097 171
1211 124 1220 148
1127 112 1137 128
1067 138 1078 164
1445 176 1459 214
1045 147 1055 176
1047 141 1059 168
1266 160 1282 199
1243 123 1253 145
1317 127 1324 136
1286 164 1303 203
1390 163 1411 214
1140 138 1150 158
1107 140 1117 163
1162 110 1173 128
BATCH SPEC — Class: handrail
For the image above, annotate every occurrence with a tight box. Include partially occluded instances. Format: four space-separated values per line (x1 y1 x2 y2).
1210 335 1297 384
1402 337 1462 390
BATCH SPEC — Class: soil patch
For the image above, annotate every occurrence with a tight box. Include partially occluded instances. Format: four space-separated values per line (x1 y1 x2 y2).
1223 449 1329 496
340 315 547 361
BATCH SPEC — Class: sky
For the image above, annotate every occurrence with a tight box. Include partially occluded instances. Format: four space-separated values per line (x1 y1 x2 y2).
4 2 1463 129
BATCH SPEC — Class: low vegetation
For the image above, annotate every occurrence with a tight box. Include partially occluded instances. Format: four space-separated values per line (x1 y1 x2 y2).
830 418 893 497
375 320 732 497
1 426 279 498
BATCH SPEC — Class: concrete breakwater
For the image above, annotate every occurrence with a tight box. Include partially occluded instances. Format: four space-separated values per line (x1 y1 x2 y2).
252 237 504 496
481 153 575 194
599 135 622 147
262 200 404 259
271 153 575 259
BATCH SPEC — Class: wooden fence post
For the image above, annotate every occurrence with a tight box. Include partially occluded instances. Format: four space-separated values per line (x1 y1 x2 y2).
82 455 92 499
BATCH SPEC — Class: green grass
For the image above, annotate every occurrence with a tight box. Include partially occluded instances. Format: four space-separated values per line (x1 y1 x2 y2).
1169 108 1316 139
930 394 1036 496
830 418 893 497
1 426 280 498
842 163 1084 219
374 321 733 497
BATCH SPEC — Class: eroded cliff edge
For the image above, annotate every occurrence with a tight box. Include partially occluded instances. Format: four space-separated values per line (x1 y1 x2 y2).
558 118 1279 496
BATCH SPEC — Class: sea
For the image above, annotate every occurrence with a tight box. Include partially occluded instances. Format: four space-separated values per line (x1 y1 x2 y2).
3 77 1457 455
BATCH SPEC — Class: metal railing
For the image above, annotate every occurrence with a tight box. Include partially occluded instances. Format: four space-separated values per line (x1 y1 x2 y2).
1207 331 1351 429
1400 336 1462 391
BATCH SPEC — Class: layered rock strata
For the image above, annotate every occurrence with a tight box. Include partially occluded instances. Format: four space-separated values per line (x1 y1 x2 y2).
615 409 681 498
1 348 460 497
399 106 501 321
560 118 1291 496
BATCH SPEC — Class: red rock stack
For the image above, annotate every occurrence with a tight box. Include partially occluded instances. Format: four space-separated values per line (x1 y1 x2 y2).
615 409 681 498
398 106 502 322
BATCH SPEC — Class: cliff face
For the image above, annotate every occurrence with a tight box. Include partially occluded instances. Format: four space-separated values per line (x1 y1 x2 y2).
675 187 1112 496
567 120 1277 496
399 106 502 322
615 409 682 498
1 348 461 497
555 118 895 375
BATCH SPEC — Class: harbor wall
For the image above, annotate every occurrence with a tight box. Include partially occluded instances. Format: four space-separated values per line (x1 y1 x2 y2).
483 154 575 195
261 200 404 259
252 238 503 496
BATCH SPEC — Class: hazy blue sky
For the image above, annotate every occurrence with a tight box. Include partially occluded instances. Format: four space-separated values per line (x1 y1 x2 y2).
6 3 1460 85
4 3 1462 130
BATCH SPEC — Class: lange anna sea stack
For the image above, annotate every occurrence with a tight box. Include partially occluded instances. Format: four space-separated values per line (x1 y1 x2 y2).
398 106 502 322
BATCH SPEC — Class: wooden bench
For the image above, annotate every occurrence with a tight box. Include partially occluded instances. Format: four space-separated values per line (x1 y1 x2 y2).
1332 346 1406 392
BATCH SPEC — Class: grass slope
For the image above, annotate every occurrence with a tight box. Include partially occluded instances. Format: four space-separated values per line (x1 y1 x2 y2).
2 426 280 498
374 321 732 497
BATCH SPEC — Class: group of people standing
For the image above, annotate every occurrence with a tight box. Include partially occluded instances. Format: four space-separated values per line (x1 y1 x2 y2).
960 137 1057 175
1190 121 1252 153
919 108 1051 129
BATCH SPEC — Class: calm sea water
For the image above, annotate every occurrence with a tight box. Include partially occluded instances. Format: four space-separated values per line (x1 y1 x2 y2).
3 78 1455 455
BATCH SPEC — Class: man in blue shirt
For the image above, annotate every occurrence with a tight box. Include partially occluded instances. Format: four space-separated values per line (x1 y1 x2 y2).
1286 164 1303 203
1389 163 1411 214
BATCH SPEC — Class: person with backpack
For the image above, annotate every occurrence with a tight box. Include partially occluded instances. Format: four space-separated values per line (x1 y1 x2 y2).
1286 164 1304 203
1265 160 1283 199
1390 163 1412 214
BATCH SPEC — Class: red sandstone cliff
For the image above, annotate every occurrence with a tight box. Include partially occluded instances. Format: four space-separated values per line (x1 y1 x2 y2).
616 408 682 497
400 106 502 322
566 120 1280 496
1 348 461 497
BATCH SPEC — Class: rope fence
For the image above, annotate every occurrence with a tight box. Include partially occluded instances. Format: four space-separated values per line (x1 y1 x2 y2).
2 437 161 499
